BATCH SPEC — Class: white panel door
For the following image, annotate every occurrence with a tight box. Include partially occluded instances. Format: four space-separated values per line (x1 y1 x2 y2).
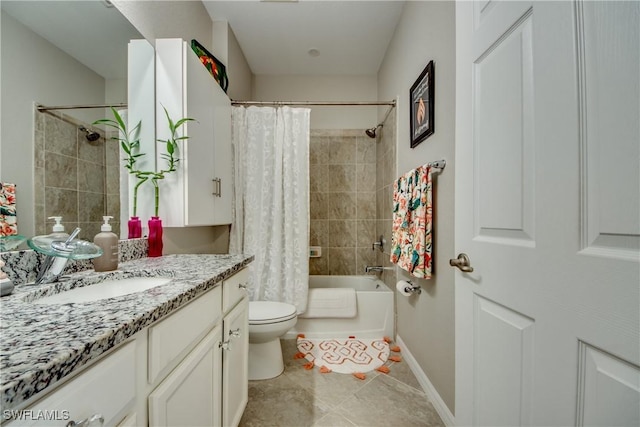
455 1 639 425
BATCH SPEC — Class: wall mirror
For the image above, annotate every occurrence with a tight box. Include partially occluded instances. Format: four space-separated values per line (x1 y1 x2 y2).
0 0 150 245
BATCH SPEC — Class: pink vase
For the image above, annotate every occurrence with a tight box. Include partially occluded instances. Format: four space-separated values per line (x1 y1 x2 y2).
148 216 163 257
128 216 142 239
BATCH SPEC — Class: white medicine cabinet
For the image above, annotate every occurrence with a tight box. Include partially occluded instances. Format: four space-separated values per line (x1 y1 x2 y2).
127 38 233 227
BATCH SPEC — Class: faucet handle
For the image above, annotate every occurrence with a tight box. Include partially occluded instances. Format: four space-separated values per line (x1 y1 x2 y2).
371 235 385 252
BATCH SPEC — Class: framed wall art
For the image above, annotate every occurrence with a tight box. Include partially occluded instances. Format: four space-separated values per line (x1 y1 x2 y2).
191 39 229 93
409 60 435 148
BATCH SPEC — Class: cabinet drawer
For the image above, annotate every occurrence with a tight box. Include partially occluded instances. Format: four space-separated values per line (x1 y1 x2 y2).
223 268 249 313
7 342 136 427
148 286 222 385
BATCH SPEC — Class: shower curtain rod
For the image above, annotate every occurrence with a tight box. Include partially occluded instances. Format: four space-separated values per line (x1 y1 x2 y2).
230 100 396 107
39 100 395 110
37 103 127 112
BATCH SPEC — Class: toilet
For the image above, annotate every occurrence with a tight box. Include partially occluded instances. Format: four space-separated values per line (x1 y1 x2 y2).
248 301 298 380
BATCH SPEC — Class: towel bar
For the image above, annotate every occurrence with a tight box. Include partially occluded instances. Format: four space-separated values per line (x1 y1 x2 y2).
427 159 446 170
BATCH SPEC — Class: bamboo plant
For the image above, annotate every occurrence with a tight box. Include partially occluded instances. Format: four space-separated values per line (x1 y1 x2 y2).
94 106 194 218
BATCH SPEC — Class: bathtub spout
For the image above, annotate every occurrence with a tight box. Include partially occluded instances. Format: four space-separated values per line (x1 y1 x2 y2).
364 266 385 273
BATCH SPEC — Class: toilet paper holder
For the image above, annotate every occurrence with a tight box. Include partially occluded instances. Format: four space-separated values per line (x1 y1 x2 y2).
402 281 422 295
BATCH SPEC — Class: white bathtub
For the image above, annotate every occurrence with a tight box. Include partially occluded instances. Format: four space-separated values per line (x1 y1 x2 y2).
284 275 394 339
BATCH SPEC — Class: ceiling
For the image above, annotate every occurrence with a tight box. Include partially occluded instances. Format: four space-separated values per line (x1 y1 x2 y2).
1 1 405 79
1 0 142 80
202 1 405 76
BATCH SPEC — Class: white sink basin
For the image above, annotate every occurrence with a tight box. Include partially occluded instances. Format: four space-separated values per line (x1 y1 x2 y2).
34 277 172 304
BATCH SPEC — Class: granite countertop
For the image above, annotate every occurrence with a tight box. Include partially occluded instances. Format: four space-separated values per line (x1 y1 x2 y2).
0 253 253 411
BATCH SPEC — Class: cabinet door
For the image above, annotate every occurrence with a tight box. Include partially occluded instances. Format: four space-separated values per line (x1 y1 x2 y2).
222 297 249 427
148 326 222 427
155 38 187 227
184 41 216 226
210 82 233 225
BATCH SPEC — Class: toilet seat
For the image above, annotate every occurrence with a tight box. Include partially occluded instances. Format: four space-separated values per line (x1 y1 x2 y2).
249 301 297 325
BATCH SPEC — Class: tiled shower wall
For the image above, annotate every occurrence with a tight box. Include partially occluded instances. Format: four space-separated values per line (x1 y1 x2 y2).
309 130 378 275
34 111 120 240
376 109 397 289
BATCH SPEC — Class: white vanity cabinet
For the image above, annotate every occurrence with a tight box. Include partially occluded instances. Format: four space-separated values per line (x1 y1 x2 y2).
154 38 233 227
5 268 249 427
147 267 249 427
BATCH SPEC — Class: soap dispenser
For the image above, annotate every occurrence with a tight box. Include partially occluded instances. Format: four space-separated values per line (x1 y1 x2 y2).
93 216 119 272
48 216 69 239
46 217 70 274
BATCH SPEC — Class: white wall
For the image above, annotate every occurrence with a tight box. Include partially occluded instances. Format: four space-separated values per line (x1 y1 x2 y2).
227 26 253 101
0 11 111 238
210 20 253 102
377 1 456 414
253 75 378 129
111 0 213 50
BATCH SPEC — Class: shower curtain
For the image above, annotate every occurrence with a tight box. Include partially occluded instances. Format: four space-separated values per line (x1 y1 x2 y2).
230 106 310 313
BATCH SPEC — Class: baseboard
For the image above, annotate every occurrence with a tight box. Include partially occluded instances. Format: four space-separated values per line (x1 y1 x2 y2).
396 335 456 426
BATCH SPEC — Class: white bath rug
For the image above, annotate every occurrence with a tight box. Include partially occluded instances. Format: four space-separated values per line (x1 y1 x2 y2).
296 337 389 374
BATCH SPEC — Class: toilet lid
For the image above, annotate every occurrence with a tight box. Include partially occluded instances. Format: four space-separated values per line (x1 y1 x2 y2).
249 301 297 325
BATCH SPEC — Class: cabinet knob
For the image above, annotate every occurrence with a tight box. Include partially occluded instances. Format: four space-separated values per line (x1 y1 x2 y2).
66 414 104 427
230 328 241 338
238 283 247 291
219 340 230 351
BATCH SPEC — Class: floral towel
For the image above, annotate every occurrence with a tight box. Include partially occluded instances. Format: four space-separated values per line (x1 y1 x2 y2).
0 183 18 236
390 165 433 279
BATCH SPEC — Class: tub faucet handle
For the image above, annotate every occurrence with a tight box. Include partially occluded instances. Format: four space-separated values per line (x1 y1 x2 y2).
372 235 385 252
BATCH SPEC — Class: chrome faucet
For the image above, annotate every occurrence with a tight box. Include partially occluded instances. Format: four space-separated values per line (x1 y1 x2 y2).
33 229 104 285
32 228 86 285
364 265 384 273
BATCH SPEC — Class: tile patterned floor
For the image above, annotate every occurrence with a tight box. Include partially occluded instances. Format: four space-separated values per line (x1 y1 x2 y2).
239 339 445 427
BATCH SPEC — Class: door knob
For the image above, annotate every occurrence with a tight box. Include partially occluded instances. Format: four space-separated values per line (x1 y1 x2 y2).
449 253 474 272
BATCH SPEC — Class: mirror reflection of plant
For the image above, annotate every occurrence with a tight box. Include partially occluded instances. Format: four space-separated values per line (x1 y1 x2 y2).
93 108 146 217
94 106 194 218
